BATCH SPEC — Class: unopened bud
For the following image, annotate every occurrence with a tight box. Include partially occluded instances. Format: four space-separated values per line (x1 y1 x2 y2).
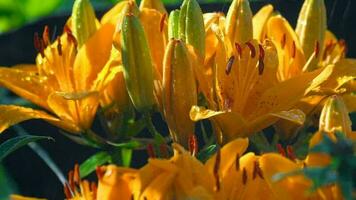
71 0 97 48
139 0 167 14
162 39 197 147
225 0 253 44
121 14 155 112
296 0 326 64
179 0 206 58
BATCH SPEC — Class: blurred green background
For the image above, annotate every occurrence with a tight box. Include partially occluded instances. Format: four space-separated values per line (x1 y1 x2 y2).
0 0 228 33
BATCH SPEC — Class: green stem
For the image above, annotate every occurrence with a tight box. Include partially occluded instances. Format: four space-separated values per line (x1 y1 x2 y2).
143 112 165 144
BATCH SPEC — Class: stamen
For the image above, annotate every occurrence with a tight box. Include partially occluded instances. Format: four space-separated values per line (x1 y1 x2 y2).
258 44 265 60
235 42 242 58
160 13 167 33
314 41 320 58
57 37 62 56
34 32 45 58
188 134 198 156
74 164 80 184
286 145 297 160
64 25 78 49
281 34 286 49
64 184 73 199
225 56 235 75
252 161 257 180
213 147 221 191
147 144 156 158
159 144 168 158
258 58 264 75
322 42 335 60
242 167 248 185
245 42 256 58
235 153 240 171
95 167 104 179
42 25 51 46
68 170 75 190
339 39 347 55
276 143 286 157
253 161 264 180
291 41 296 58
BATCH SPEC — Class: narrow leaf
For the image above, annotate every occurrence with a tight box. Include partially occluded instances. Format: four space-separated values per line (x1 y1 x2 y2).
80 151 111 178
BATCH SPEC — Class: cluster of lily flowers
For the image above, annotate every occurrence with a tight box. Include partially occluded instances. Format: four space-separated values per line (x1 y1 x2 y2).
1 0 356 199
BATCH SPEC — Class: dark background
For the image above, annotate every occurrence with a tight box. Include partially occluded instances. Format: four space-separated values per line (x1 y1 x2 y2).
0 1 355 199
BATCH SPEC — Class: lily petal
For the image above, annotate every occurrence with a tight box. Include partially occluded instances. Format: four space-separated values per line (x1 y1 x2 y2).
253 4 273 41
0 105 59 133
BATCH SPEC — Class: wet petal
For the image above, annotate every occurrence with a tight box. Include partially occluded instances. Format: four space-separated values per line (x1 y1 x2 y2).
0 105 59 133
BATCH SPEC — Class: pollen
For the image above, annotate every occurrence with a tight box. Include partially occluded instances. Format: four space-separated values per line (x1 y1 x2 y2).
235 42 242 58
235 153 240 171
242 167 248 185
188 134 198 156
281 33 287 49
245 42 256 58
225 56 235 75
291 41 296 58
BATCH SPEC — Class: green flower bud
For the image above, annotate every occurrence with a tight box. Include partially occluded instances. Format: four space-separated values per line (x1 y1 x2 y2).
121 13 155 112
225 0 253 44
163 39 197 147
71 0 97 48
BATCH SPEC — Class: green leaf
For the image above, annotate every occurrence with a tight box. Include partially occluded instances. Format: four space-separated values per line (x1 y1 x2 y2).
0 164 18 199
197 144 217 162
80 151 111 178
107 140 142 149
0 135 53 162
121 148 132 167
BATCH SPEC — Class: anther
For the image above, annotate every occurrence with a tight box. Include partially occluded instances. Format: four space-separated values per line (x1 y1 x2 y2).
225 56 235 75
57 37 62 56
314 41 320 58
159 144 168 158
68 170 75 190
42 25 50 46
286 145 297 160
291 41 296 58
64 184 73 199
214 147 221 191
252 161 264 180
258 58 264 75
258 44 265 60
235 153 240 171
235 42 242 58
188 134 198 156
34 32 45 58
64 26 78 49
245 42 256 58
276 143 286 157
322 42 335 60
147 144 156 158
160 13 167 33
281 34 287 49
73 164 80 184
95 167 104 179
242 167 248 185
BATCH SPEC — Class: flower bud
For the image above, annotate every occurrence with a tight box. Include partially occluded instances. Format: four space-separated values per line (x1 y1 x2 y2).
168 10 180 39
71 0 98 48
319 95 352 134
121 13 155 112
139 0 167 14
296 0 326 66
225 0 253 44
179 0 205 59
162 39 197 147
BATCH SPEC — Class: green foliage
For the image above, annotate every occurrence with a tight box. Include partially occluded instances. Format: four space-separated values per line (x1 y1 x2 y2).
80 151 111 178
0 135 53 162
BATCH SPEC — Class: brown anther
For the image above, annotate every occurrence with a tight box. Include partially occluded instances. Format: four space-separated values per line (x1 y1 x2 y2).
64 184 73 199
258 58 264 75
252 161 264 180
42 25 51 46
90 182 97 192
147 144 156 158
242 167 248 185
245 42 256 58
314 41 320 58
235 153 240 171
68 170 75 190
213 147 221 191
235 42 242 58
291 41 296 58
258 44 265 60
286 145 297 160
322 42 335 60
160 13 167 33
34 32 45 58
57 37 62 56
339 39 347 55
64 25 78 48
159 143 168 158
281 34 287 49
188 134 198 156
73 164 80 184
95 167 105 180
225 56 235 75
276 143 286 157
